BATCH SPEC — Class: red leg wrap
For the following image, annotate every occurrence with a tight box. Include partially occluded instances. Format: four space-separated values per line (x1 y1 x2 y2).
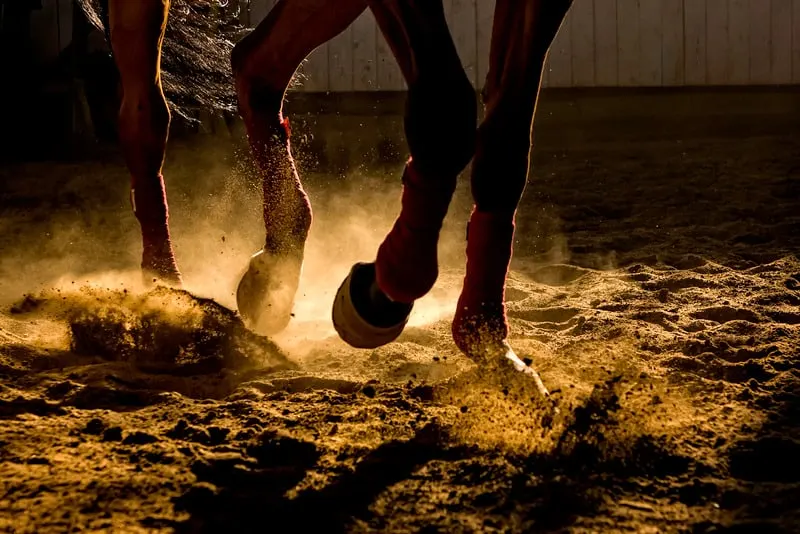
375 158 457 303
452 208 514 359
131 174 181 284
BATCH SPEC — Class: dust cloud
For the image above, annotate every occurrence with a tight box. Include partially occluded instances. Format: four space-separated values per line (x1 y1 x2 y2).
0 136 489 358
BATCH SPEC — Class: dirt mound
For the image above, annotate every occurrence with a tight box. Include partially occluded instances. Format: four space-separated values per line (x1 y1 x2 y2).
8 285 292 375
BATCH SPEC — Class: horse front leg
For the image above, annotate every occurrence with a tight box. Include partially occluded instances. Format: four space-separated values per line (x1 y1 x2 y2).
108 0 181 286
232 0 368 335
333 0 477 348
452 0 572 391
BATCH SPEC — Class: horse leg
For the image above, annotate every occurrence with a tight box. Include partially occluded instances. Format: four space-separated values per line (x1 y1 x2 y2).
452 0 572 364
333 0 477 348
108 0 181 285
232 0 368 335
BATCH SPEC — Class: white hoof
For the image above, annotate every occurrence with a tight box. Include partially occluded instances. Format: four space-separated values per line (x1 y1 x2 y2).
332 262 412 349
236 249 302 336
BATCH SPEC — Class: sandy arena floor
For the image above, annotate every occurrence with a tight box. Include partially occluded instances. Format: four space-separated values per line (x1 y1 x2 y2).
0 94 799 533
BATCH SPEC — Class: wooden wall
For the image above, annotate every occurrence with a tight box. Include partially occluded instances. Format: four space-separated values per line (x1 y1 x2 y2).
30 0 800 88
245 0 800 89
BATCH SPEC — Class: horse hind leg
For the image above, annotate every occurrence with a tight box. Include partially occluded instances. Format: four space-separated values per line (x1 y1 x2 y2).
332 0 477 348
108 0 181 286
452 0 571 379
232 0 367 335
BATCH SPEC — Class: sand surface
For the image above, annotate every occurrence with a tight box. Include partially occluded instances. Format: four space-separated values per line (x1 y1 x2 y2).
0 110 799 533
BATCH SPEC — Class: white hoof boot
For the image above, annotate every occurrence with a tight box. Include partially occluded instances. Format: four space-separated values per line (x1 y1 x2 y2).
332 262 412 349
237 249 302 336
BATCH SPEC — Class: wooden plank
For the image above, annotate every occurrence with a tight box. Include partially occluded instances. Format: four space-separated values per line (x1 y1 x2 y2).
684 0 707 84
728 0 750 84
594 0 618 87
375 18 405 90
616 0 640 86
301 45 329 92
705 0 729 85
661 0 685 85
794 0 800 83
476 0 495 90
451 0 478 87
748 0 772 84
639 0 663 86
352 9 378 90
548 4 574 87
771 0 793 83
570 0 595 86
328 23 354 91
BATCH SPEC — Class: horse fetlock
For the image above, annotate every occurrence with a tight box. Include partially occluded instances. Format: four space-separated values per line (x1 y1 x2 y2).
263 190 312 254
141 253 182 287
373 161 451 303
140 231 181 287
375 226 439 304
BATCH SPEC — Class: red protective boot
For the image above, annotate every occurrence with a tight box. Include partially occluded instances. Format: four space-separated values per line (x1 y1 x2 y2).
131 174 182 286
375 158 457 303
452 208 514 360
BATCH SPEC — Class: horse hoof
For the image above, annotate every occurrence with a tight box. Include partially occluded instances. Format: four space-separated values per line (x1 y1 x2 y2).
332 262 413 349
141 254 183 288
237 249 302 336
141 268 183 289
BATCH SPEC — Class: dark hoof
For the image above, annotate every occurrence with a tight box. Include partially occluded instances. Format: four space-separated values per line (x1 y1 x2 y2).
452 309 550 399
236 249 302 336
332 262 412 349
451 305 507 362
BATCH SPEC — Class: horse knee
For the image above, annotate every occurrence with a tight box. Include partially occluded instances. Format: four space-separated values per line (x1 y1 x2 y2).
115 87 170 180
405 71 477 177
232 37 286 117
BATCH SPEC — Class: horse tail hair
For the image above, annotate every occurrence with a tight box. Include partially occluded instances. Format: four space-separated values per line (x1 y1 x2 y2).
74 0 248 121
